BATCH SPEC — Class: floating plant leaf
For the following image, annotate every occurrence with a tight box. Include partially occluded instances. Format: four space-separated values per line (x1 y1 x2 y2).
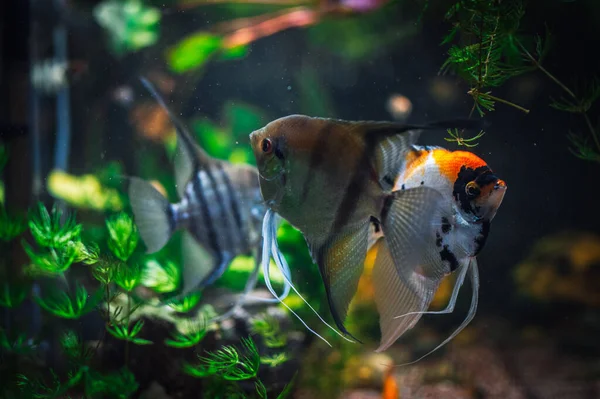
28 203 82 248
0 282 29 308
107 319 152 345
106 212 139 262
142 258 179 293
166 291 202 313
34 282 101 319
167 32 222 73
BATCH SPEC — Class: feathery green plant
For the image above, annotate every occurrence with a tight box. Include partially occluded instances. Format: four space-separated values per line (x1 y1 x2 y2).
260 352 289 368
0 206 27 241
142 257 180 293
0 329 37 355
106 319 153 345
166 291 202 313
250 313 287 349
28 203 82 248
165 319 207 348
441 0 600 160
106 212 139 262
34 282 101 319
185 337 260 381
0 282 29 308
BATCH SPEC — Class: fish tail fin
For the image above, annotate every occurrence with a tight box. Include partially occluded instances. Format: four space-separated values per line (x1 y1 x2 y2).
127 176 176 253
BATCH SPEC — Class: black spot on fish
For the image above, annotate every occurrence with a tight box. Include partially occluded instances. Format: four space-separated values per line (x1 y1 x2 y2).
420 181 424 185
166 204 176 232
453 165 494 216
436 232 443 247
473 220 490 255
273 139 285 160
370 216 381 233
382 175 394 187
401 184 405 190
441 217 451 234
440 245 459 272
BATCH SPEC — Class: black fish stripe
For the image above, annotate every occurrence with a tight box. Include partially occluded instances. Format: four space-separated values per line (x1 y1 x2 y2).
330 134 379 234
214 164 242 251
217 163 245 247
300 122 334 202
192 171 220 255
203 162 236 252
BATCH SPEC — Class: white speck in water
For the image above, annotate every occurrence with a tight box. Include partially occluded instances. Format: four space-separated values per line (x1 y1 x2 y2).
100 151 105 160
287 85 292 91
533 142 537 146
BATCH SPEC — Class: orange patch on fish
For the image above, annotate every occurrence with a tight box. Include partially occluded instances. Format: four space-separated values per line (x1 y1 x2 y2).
398 148 428 183
355 245 379 303
432 149 487 183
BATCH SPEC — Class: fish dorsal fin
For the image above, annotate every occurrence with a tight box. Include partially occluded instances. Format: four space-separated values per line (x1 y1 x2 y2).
305 219 371 342
347 119 482 191
140 78 210 198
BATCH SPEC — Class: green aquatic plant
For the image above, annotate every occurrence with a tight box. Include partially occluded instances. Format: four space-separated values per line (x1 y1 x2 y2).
260 352 289 368
113 260 142 292
440 0 539 116
0 282 29 308
84 368 139 399
164 320 207 348
250 313 287 348
106 319 153 345
142 257 180 293
0 206 27 241
93 0 160 56
60 330 93 366
34 282 101 319
28 203 82 249
0 329 37 355
106 212 139 262
441 0 600 161
23 241 79 276
445 128 486 148
184 337 260 380
166 291 203 313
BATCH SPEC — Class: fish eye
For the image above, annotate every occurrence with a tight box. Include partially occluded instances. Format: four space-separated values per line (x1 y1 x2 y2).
261 138 273 154
466 181 480 197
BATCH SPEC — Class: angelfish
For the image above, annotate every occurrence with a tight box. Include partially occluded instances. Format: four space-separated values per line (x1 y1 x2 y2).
368 145 506 358
128 79 269 312
249 114 483 347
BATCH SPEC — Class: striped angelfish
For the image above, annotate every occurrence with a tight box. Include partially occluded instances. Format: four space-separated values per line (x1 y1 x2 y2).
128 78 266 307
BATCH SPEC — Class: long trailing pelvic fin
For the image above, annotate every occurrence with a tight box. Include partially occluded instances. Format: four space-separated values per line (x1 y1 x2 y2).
391 257 480 367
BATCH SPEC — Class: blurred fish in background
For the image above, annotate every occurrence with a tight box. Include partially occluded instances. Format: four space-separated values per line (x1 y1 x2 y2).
127 78 271 320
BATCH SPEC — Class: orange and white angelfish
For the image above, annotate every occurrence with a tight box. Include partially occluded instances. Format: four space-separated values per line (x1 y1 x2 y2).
369 145 507 360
